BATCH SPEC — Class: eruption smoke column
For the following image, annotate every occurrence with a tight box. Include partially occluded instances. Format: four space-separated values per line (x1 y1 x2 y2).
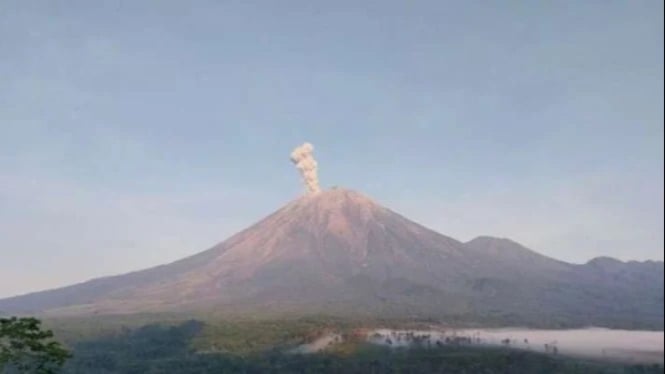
290 142 321 194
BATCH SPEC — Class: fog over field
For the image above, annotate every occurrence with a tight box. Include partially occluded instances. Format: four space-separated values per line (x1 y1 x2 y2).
296 327 664 364
371 328 664 364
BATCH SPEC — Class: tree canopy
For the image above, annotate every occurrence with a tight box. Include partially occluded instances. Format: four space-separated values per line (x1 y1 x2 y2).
0 317 71 373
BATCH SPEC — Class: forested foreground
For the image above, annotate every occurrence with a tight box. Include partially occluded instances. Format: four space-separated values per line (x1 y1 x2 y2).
54 320 663 374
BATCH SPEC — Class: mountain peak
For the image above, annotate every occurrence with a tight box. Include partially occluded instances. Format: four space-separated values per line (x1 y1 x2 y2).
295 187 377 207
277 187 386 231
465 236 532 255
464 235 569 272
587 256 624 266
467 236 521 247
0 190 662 330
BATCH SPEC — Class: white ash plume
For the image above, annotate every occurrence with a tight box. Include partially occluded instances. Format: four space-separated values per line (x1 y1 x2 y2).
290 142 321 194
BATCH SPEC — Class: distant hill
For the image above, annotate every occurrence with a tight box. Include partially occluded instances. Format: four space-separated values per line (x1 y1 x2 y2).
1 188 662 329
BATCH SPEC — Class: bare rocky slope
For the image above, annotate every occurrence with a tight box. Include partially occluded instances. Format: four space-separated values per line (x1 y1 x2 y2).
1 188 662 329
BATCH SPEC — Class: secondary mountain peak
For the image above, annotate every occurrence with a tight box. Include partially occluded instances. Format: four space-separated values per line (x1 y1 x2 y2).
466 236 522 249
466 235 553 260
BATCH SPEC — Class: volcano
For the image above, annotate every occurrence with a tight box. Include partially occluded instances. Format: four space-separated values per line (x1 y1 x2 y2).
0 188 662 329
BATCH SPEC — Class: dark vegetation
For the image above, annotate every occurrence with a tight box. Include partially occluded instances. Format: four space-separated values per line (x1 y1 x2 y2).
0 317 71 374
49 318 663 374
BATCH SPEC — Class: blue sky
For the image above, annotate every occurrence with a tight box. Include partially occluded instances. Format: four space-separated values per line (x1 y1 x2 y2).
1 1 663 297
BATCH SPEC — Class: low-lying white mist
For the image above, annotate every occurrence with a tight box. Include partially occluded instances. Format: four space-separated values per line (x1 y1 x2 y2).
290 333 343 354
293 327 664 364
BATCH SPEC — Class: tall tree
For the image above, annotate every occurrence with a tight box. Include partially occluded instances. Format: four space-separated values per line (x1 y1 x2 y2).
0 317 71 373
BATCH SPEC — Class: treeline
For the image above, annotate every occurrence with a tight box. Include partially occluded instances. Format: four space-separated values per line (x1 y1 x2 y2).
60 320 663 374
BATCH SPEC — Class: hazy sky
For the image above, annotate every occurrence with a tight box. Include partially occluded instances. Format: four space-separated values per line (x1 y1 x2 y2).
1 1 663 298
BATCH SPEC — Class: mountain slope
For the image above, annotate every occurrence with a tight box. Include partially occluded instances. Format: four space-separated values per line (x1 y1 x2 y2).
0 189 472 314
0 188 662 329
